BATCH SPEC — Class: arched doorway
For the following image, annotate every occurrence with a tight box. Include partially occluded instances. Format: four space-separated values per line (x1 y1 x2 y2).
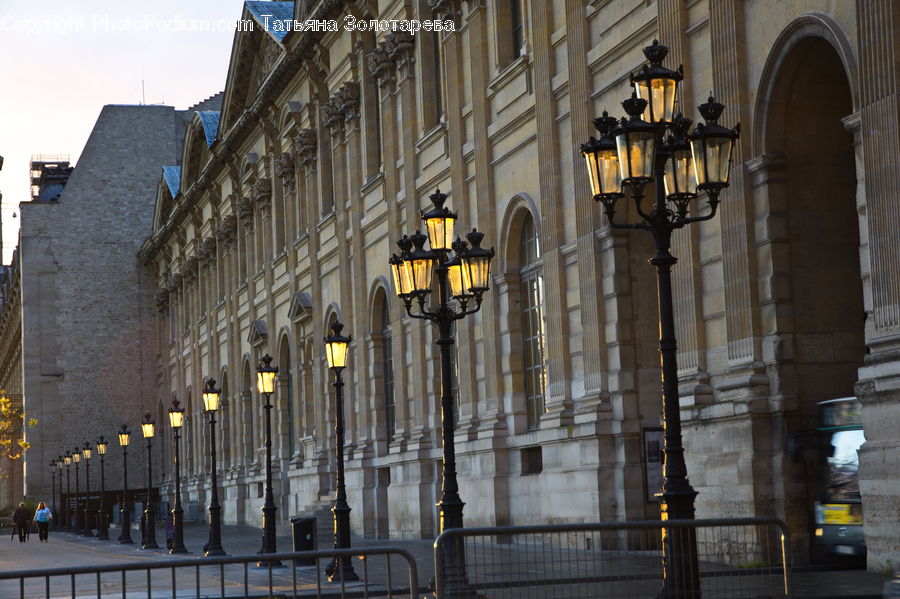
762 34 864 562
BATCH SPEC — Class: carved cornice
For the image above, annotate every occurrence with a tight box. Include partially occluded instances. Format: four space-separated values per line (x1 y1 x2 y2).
198 237 217 270
389 31 416 79
322 81 361 136
368 45 395 89
215 214 238 253
429 0 461 22
183 255 200 285
274 152 296 191
237 196 255 232
292 129 318 168
252 178 273 212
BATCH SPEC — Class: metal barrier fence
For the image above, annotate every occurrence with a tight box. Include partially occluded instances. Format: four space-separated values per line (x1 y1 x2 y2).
434 517 792 598
0 547 420 599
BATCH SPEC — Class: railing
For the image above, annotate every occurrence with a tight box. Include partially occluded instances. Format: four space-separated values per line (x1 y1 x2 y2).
0 547 420 599
434 517 793 598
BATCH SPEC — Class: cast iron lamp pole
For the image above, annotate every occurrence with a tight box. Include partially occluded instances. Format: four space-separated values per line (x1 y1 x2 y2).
72 447 82 533
256 355 282 567
202 378 227 556
168 398 188 554
389 189 495 597
96 437 109 540
49 461 56 530
580 40 739 599
323 322 359 582
118 425 133 544
57 457 65 531
82 442 94 537
140 414 159 549
63 452 72 531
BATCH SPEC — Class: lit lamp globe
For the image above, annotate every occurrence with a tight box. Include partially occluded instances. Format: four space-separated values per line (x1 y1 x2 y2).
168 400 184 429
461 229 495 296
324 322 351 370
64 453 72 466
446 238 474 301
83 442 92 460
257 355 278 395
407 231 436 296
97 437 108 456
141 413 155 439
581 111 623 201
72 449 81 464
631 40 682 124
688 96 740 194
118 426 131 447
420 189 456 252
614 94 657 185
389 236 415 298
203 379 221 412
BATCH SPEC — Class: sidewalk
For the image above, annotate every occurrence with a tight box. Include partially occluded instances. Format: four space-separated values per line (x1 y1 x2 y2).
0 521 892 598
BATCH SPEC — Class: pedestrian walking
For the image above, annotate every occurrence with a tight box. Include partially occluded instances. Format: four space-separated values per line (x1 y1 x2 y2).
13 502 30 543
34 502 52 542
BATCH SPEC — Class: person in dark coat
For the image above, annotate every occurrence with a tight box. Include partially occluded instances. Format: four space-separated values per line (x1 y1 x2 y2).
13 502 30 542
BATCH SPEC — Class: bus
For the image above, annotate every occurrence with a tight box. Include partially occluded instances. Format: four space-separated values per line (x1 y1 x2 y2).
813 397 865 560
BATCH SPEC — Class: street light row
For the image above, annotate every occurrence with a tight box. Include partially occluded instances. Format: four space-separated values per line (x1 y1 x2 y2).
46 186 495 586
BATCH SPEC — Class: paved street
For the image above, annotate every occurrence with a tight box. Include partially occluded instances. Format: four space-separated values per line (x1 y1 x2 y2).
0 521 893 598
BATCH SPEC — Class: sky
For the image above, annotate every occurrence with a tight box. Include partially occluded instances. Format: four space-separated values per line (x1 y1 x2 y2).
0 1 245 263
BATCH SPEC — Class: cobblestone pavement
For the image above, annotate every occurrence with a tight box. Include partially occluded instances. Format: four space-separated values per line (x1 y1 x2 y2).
0 521 892 598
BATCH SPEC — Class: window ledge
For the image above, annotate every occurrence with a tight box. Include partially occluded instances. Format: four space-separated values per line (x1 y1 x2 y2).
488 53 530 95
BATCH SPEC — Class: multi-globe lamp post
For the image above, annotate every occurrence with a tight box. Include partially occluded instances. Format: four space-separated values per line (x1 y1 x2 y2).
168 398 188 554
323 321 358 582
96 436 109 540
580 39 739 599
82 441 93 537
141 413 159 549
202 378 227 556
256 354 282 567
388 189 495 595
117 425 133 544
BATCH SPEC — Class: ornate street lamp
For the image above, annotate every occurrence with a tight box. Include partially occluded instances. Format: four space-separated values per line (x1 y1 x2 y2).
117 424 133 544
63 452 72 531
72 447 83 534
140 413 159 549
256 354 282 567
96 436 109 540
168 398 188 554
323 322 359 582
202 378 227 556
581 39 739 599
82 442 93 537
388 189 495 595
49 461 57 531
55 457 64 531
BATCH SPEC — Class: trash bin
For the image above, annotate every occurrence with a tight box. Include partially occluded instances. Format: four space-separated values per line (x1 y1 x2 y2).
291 517 317 567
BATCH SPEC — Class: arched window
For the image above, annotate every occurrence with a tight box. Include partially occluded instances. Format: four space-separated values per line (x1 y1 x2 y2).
519 213 546 429
380 300 395 441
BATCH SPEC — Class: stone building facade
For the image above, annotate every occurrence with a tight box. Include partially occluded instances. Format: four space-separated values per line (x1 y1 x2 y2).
137 0 900 569
1 102 225 510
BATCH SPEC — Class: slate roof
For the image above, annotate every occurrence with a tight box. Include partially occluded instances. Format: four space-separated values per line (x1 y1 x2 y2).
245 1 295 43
162 166 181 197
197 111 220 147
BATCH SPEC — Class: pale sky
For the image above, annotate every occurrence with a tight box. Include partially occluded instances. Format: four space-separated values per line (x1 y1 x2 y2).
0 1 246 263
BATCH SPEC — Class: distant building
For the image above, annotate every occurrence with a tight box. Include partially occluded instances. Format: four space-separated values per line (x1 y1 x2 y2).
0 95 222 512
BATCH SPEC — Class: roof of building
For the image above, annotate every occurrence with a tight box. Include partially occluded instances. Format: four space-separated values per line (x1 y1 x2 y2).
196 111 220 147
245 1 294 43
162 166 181 197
